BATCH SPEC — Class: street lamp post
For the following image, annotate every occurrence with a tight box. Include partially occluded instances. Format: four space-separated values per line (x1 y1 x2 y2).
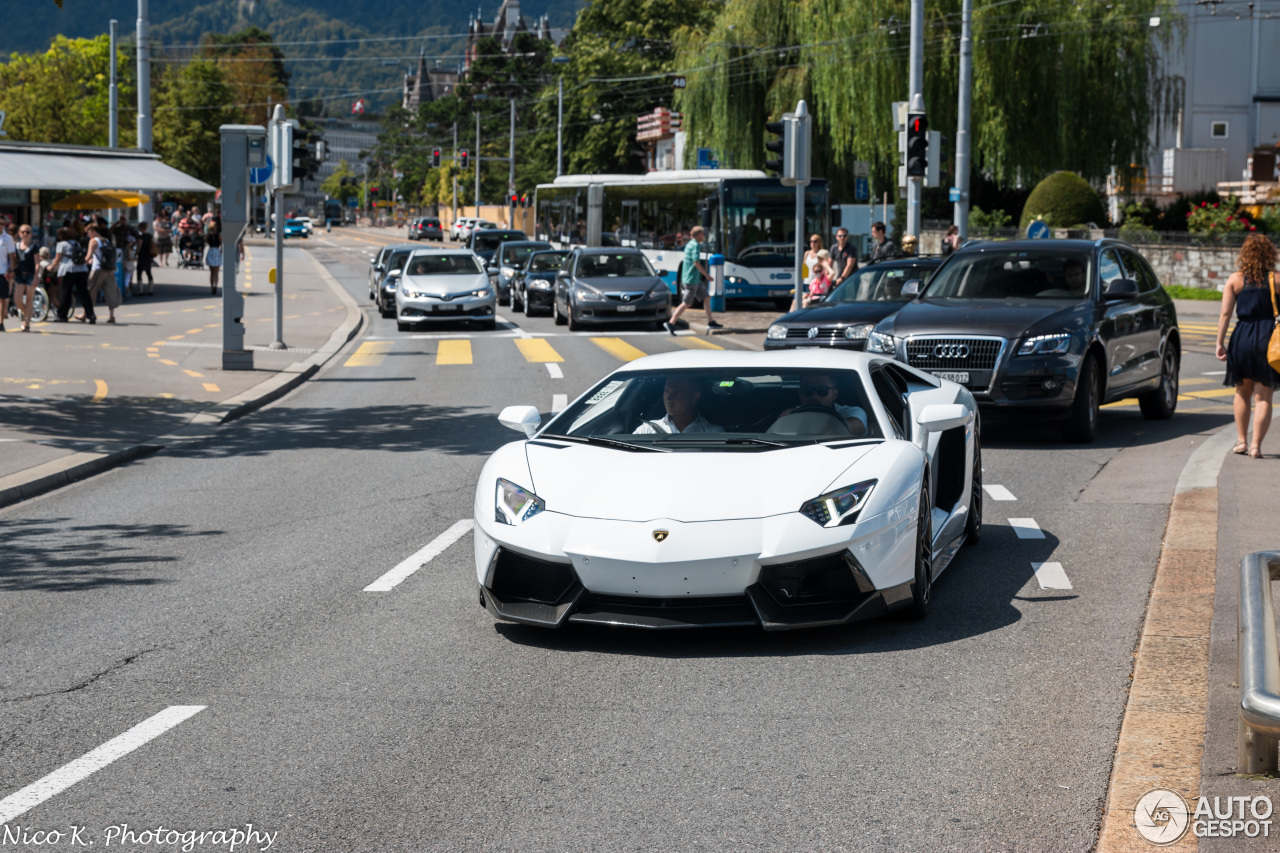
552 56 569 177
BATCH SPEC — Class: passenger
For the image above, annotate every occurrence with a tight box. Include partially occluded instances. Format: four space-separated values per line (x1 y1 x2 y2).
633 376 725 434
1063 258 1087 296
777 375 868 436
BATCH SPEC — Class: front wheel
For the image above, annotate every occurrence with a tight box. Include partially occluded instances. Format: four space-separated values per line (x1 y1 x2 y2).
31 288 49 323
553 296 567 326
1062 355 1100 443
567 301 583 332
906 480 933 619
1138 344 1179 420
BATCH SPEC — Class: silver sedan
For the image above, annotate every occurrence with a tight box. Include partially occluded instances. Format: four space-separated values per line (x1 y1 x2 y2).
395 249 497 332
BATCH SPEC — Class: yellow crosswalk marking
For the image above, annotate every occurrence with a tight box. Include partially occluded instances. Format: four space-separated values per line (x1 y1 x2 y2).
1101 399 1138 409
1178 377 1214 387
591 337 647 362
1184 387 1237 399
674 337 724 350
514 338 563 362
344 341 393 367
437 339 473 365
202 383 221 393
92 380 108 402
186 328 203 334
159 359 178 366
183 369 204 379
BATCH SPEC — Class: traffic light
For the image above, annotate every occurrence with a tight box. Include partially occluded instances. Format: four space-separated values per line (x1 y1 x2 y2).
459 149 469 169
432 148 441 168
764 120 786 177
906 112 929 178
510 194 519 207
520 194 528 208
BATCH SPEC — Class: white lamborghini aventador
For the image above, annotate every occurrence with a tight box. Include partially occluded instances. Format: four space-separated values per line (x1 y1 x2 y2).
473 349 981 630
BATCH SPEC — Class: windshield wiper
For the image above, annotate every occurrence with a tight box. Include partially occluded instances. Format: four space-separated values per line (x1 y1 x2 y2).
538 433 669 452
651 436 789 448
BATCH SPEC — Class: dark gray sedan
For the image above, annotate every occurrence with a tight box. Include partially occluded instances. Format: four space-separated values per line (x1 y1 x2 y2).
553 249 671 331
490 240 551 307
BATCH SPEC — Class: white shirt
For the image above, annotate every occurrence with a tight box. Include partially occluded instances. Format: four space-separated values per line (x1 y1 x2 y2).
633 413 725 435
0 231 15 274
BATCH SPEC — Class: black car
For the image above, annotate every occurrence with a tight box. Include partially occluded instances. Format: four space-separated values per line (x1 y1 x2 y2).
368 242 418 315
764 257 944 351
513 249 572 316
373 245 419 318
491 240 552 307
867 239 1180 442
408 217 442 241
553 248 671 331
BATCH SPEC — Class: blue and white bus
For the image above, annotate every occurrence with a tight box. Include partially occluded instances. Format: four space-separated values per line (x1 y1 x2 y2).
532 170 830 308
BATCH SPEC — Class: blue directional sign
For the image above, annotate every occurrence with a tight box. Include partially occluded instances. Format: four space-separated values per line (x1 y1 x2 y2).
854 176 869 201
696 148 719 169
948 187 961 203
250 154 274 186
1026 219 1050 239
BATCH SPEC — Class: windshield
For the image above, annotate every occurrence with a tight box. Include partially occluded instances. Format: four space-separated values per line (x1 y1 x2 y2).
528 251 570 272
542 368 882 449
827 263 939 303
387 250 413 272
575 253 656 278
722 182 827 267
925 249 1095 299
501 244 548 267
406 254 483 275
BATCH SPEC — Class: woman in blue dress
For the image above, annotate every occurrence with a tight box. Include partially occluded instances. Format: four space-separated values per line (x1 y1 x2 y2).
1216 234 1279 458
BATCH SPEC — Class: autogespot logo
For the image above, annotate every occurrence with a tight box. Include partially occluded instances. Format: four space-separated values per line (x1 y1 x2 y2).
1134 789 1274 843
1135 789 1190 845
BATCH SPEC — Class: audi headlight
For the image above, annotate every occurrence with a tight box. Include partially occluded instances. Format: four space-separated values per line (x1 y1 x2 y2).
766 324 788 340
495 478 545 526
799 480 876 528
575 285 606 302
843 323 875 341
867 331 897 354
1016 333 1071 356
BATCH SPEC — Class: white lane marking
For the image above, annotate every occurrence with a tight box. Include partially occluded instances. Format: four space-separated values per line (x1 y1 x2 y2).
983 484 1017 501
1032 562 1073 590
546 363 564 379
0 706 206 824
551 394 568 413
498 315 531 338
364 520 474 592
1202 370 1225 375
1008 518 1045 539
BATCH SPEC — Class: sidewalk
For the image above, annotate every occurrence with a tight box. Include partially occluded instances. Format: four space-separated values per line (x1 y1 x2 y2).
0 243 362 508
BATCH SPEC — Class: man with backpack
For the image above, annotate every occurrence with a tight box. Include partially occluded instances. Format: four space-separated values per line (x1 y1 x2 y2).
50 226 92 323
86 223 120 324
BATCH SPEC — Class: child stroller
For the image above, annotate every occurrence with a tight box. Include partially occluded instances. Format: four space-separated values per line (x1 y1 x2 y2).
178 231 205 269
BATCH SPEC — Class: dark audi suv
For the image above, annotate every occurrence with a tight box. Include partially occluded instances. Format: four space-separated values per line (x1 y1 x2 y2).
764 257 944 351
867 239 1180 442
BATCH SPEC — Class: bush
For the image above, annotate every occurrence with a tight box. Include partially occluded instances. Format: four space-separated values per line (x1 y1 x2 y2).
1186 195 1256 236
1019 172 1107 230
970 206 1011 229
1159 190 1220 231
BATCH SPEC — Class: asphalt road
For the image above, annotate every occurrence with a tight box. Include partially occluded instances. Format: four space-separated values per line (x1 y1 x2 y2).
0 229 1237 852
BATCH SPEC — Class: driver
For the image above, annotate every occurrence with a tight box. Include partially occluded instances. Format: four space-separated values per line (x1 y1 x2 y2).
1063 258 1087 295
777 375 868 436
634 376 725 435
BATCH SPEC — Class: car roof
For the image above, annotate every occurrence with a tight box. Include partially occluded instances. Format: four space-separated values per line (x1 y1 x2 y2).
473 229 524 236
610 348 886 374
575 247 646 256
955 239 1109 254
499 240 551 249
383 242 417 250
861 256 944 269
407 247 477 256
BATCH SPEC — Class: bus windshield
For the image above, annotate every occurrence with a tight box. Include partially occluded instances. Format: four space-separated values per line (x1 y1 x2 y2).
722 182 828 267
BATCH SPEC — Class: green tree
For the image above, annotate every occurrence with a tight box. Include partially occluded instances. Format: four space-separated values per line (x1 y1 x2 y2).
321 159 362 202
200 26 290 127
1019 171 1107 229
152 59 235 186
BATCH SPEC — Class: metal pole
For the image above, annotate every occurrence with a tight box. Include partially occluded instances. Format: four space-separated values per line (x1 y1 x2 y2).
557 76 564 177
271 104 286 350
954 0 973 239
906 0 923 238
509 98 516 228
109 21 118 149
475 110 481 212
793 181 804 313
135 0 153 225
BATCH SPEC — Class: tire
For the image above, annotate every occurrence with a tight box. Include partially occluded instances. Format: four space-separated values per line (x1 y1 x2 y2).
1061 354 1101 443
31 288 49 323
964 425 982 547
553 297 567 326
1138 343 1179 420
513 286 524 313
907 480 933 619
566 301 582 331
396 320 409 332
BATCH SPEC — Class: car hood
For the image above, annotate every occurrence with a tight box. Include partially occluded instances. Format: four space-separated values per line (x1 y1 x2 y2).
574 276 663 293
881 298 1091 339
401 272 489 294
524 441 874 522
776 301 904 326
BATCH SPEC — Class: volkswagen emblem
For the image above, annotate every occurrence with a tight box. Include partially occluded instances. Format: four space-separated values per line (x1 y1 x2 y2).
652 529 669 543
933 343 970 359
807 327 819 339
620 293 635 302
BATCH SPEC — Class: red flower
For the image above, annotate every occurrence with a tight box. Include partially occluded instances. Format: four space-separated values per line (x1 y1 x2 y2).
1214 203 1220 208
1250 225 1257 231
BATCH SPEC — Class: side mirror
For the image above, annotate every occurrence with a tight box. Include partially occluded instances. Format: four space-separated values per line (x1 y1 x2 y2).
498 405 541 438
387 269 402 278
917 403 973 433
901 279 924 298
1103 278 1139 301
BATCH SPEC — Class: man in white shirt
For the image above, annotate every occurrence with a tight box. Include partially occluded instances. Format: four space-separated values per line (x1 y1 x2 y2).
778 375 868 436
634 376 725 435
0 223 17 330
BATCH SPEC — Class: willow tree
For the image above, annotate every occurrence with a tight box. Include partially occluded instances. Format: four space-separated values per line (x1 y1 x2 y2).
676 0 1180 196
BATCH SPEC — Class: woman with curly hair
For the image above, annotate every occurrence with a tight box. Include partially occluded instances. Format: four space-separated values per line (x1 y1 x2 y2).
1216 234 1279 457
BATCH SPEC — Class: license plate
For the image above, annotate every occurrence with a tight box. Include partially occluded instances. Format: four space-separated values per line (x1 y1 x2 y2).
436 303 459 312
616 304 637 312
931 371 969 384
769 289 792 297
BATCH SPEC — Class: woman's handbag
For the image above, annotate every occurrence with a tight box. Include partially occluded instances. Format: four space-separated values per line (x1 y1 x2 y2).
1268 272 1280 373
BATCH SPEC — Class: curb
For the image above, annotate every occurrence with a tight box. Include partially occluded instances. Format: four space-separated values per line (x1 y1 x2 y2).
0 252 365 512
1096 423 1237 852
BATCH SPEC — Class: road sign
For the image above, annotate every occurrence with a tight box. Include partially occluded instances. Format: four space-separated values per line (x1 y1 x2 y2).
250 154 273 186
1027 219 1050 239
949 187 961 202
853 160 870 178
696 148 718 169
671 76 686 88
854 176 869 201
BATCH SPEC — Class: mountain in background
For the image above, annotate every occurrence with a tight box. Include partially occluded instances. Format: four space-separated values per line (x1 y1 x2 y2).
7 0 582 112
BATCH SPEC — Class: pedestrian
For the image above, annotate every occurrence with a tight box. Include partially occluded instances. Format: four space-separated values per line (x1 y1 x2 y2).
943 224 961 256
804 233 824 287
13 223 41 332
155 213 173 266
0 219 15 330
830 227 858 288
85 223 119 324
664 225 720 334
1217 233 1279 458
134 221 155 294
803 250 834 307
868 221 898 263
205 227 223 295
51 226 93 324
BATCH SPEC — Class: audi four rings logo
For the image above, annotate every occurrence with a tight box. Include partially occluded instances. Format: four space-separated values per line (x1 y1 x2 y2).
934 344 970 359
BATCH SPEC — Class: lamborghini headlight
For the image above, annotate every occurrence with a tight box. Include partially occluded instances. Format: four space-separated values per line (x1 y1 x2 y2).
496 478 545 526
799 480 876 527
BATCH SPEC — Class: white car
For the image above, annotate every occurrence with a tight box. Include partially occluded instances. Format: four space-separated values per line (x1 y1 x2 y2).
394 248 496 332
473 349 982 630
450 217 475 242
296 216 314 235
